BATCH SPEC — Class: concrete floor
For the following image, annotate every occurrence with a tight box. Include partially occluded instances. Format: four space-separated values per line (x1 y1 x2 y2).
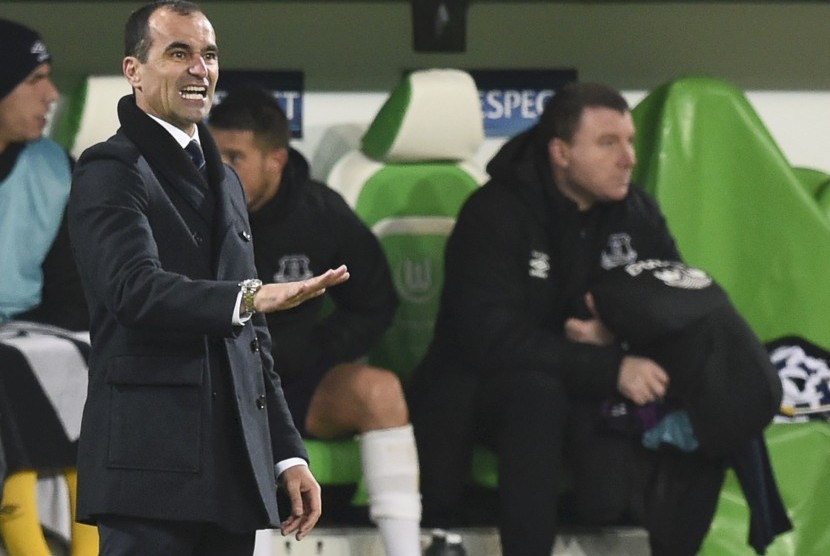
1 526 650 556
264 526 650 556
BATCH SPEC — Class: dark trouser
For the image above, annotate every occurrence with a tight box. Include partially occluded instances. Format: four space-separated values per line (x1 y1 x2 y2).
475 370 725 556
0 429 5 491
412 369 480 528
480 370 568 556
97 515 256 556
645 449 726 556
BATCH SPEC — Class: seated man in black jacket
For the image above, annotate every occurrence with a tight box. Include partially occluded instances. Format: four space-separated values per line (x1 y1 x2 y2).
209 86 422 556
409 82 728 556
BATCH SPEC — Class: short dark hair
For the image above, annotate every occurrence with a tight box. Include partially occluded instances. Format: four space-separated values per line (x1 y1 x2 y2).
124 0 202 62
209 85 290 150
536 82 630 145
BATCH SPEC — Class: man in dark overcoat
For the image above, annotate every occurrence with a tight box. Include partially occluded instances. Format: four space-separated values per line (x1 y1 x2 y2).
68 2 348 553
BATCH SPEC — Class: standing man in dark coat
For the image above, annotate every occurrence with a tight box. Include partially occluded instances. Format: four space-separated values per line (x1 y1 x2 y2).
209 86 422 556
68 2 348 554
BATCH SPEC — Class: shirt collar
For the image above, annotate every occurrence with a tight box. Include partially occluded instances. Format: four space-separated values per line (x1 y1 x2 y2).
146 114 201 149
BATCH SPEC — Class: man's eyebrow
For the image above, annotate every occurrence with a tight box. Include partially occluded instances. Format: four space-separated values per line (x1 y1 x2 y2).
164 41 192 53
162 41 218 57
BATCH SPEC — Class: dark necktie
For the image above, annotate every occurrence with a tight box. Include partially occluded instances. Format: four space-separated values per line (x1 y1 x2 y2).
185 140 206 178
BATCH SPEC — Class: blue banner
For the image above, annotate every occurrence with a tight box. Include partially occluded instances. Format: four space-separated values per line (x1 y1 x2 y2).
214 70 304 138
469 69 577 137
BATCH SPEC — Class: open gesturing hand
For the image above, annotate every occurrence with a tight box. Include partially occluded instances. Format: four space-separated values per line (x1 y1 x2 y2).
254 265 349 313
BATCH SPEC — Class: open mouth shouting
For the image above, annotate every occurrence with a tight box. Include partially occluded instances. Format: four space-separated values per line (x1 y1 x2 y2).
181 85 208 100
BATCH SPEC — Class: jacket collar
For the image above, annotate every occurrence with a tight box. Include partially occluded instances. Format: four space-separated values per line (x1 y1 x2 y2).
117 95 225 185
116 94 236 225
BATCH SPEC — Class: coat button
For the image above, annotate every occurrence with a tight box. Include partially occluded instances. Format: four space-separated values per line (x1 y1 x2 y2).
256 395 265 410
239 230 252 241
250 338 260 353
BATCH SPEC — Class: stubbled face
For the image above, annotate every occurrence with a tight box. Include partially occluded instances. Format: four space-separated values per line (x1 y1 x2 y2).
211 128 284 212
123 7 218 134
550 106 637 210
0 63 59 151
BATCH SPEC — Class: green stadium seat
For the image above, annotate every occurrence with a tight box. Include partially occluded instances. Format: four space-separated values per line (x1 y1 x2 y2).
792 166 830 221
51 75 131 158
310 68 488 507
632 75 830 555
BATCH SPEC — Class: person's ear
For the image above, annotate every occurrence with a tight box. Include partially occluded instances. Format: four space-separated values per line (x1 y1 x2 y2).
269 147 288 173
123 57 142 89
549 137 570 168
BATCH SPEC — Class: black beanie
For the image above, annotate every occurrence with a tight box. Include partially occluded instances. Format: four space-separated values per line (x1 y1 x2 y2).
0 19 53 101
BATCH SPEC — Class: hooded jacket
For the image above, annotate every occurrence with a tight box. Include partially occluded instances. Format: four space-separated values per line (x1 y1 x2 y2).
412 127 680 399
248 148 398 386
590 259 782 455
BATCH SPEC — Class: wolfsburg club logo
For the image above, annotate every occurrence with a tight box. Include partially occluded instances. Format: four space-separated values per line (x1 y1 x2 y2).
394 258 436 303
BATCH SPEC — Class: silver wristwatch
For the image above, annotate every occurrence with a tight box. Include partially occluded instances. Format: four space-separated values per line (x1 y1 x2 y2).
238 278 262 314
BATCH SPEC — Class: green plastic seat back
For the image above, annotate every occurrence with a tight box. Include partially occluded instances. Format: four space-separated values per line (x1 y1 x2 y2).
632 79 830 552
328 69 487 383
631 76 830 349
355 165 480 381
312 69 487 501
792 166 830 221
51 75 131 157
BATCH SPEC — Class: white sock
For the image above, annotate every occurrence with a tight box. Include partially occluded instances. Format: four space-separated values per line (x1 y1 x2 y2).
360 424 422 556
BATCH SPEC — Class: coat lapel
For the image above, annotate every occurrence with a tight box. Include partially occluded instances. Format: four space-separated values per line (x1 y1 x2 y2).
201 128 252 280
116 95 252 279
200 122 245 235
117 95 214 225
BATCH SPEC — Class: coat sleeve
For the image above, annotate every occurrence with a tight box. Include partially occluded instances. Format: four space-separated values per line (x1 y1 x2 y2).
68 151 240 337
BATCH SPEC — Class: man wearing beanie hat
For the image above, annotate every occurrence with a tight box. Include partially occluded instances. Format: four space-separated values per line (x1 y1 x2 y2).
0 18 88 330
0 17 96 556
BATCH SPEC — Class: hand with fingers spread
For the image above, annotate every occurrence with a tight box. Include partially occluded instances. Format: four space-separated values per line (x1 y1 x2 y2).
564 292 616 347
255 265 350 313
278 465 322 541
617 355 669 406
